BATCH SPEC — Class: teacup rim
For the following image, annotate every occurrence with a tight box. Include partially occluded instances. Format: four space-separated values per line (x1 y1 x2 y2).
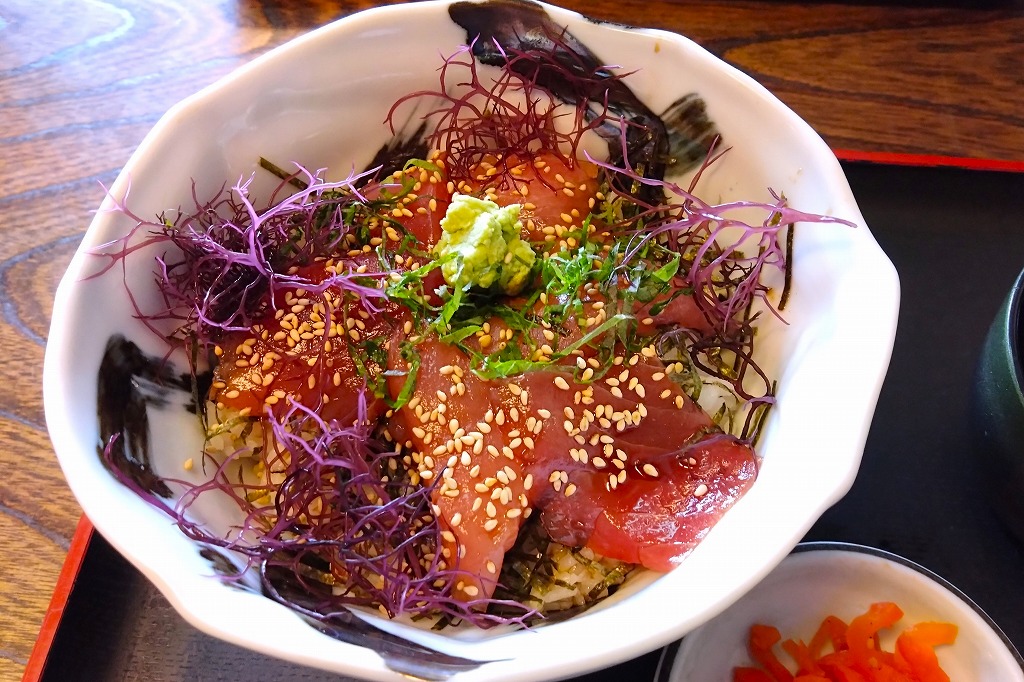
1007 268 1024 395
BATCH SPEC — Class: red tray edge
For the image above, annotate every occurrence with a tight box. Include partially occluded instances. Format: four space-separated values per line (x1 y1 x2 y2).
833 149 1024 173
23 515 95 682
22 150 1024 680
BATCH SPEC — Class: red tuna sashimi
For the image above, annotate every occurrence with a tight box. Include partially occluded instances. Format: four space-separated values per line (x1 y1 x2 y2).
364 154 452 250
465 151 601 248
385 338 531 601
636 285 717 336
360 154 453 304
513 360 757 570
466 152 713 336
371 150 754 594
586 435 757 570
388 334 757 589
210 257 406 426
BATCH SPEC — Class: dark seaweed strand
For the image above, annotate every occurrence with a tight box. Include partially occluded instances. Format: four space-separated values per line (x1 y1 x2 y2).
779 222 795 311
489 515 633 626
259 157 309 191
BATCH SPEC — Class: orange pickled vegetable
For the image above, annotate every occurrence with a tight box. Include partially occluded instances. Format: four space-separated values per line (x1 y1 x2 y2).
734 603 957 682
809 616 849 658
846 602 904 670
749 624 796 682
894 623 958 682
783 639 826 676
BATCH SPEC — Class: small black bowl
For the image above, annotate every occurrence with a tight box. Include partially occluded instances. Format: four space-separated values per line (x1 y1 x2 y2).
971 267 1024 545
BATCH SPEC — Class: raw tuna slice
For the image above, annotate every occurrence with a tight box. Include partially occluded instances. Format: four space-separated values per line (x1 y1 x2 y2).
513 361 757 570
210 258 405 426
387 321 759 592
386 338 531 602
586 435 757 570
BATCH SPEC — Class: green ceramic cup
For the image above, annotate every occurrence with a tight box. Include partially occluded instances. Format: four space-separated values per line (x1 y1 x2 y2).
972 268 1024 545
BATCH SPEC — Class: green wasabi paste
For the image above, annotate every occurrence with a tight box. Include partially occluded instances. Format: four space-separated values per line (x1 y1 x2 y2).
435 193 536 295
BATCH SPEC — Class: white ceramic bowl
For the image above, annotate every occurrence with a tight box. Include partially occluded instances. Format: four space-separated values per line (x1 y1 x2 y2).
666 542 1024 681
43 1 900 680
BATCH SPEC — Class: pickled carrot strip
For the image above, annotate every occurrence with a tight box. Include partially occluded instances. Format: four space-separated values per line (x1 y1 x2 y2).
735 603 956 682
894 623 958 682
809 616 849 658
846 602 904 670
749 624 796 682
782 639 824 675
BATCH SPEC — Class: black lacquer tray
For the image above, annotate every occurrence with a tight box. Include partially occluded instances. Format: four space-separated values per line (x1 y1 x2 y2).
28 160 1024 681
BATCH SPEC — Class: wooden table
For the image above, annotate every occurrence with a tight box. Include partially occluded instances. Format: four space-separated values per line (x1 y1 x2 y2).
1 0 1021 678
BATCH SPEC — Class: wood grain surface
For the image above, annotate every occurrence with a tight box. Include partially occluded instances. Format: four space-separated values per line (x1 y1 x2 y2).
0 0 1021 678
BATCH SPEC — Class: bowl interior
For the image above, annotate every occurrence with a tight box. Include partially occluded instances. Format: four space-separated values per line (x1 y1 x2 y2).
43 2 898 679
668 542 1024 681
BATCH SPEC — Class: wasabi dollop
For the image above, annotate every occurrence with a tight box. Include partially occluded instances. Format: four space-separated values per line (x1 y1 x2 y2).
435 193 536 295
